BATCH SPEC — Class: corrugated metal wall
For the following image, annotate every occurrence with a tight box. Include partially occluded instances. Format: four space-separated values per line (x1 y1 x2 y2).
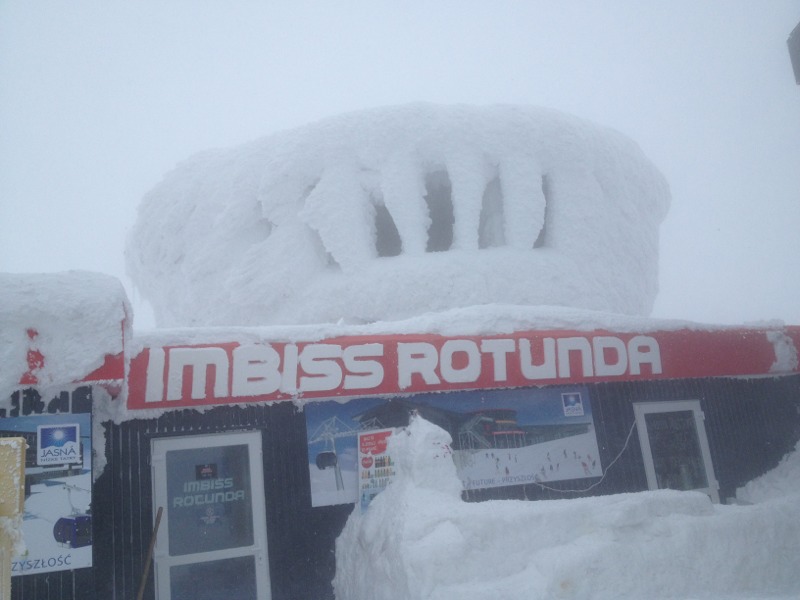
464 375 800 504
11 374 798 600
92 402 354 600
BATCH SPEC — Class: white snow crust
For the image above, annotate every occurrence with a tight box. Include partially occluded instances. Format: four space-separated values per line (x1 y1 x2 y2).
767 330 800 373
334 416 800 600
0 272 130 399
130 303 788 352
737 443 800 504
127 103 670 327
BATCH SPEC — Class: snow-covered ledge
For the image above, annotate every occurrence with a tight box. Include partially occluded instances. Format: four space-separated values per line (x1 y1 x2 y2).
0 271 130 400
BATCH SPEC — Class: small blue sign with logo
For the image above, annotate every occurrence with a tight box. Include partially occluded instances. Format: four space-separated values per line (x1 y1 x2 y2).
561 392 585 417
37 423 81 466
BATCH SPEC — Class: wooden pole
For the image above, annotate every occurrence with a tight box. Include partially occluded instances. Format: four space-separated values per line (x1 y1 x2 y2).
136 506 163 600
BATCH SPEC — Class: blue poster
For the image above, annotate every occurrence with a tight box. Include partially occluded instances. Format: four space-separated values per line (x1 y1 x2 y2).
0 412 92 575
306 386 601 507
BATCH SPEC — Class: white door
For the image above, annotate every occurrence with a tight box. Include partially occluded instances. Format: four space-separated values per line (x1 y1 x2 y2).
633 400 720 503
152 431 270 600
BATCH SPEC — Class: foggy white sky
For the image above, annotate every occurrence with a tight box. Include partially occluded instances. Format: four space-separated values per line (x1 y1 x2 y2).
1 1 798 330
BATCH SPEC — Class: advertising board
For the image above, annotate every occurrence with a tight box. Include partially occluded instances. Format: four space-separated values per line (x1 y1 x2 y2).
305 386 601 507
0 412 92 576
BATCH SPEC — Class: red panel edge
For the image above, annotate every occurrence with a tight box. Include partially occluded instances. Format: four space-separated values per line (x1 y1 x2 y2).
787 326 800 371
80 352 125 383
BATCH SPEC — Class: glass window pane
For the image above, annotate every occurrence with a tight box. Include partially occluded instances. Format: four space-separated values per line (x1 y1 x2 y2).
170 556 257 600
644 410 708 491
165 444 254 556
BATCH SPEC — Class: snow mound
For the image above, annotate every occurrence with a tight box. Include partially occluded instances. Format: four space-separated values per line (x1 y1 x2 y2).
0 271 129 398
334 416 800 600
127 103 670 327
737 444 800 504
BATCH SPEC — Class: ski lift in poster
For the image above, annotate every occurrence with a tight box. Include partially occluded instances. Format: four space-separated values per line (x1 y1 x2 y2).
315 451 338 470
52 482 92 549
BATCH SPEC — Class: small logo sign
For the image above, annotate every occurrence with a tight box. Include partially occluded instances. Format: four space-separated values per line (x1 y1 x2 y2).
562 392 585 417
37 423 81 466
196 463 218 480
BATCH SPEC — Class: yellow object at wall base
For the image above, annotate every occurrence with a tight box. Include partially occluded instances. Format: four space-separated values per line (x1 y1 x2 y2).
0 439 26 600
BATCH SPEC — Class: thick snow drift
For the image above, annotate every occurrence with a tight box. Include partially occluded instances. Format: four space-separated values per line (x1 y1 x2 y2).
334 416 800 600
737 441 800 504
0 272 129 399
127 104 670 327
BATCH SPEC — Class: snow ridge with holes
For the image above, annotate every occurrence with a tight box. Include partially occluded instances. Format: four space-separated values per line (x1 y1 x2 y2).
126 103 670 327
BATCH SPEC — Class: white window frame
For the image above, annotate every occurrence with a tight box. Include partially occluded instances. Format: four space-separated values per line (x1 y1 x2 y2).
633 400 720 503
151 430 271 600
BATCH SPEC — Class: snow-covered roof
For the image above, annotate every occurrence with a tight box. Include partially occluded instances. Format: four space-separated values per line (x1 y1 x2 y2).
4 269 796 423
0 271 129 399
124 303 799 420
127 103 670 328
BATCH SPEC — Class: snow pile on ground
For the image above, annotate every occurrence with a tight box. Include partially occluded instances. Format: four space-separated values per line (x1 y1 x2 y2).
334 416 800 600
127 103 670 327
0 271 130 398
737 442 800 504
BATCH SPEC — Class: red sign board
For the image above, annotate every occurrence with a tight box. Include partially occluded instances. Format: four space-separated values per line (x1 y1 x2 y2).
359 430 393 456
126 327 800 411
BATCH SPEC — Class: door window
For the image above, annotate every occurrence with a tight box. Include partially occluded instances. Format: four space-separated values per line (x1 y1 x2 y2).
152 431 270 600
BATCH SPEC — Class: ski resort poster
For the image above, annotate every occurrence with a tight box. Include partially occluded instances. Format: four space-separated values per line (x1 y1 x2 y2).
1 413 93 576
305 386 602 507
358 428 398 512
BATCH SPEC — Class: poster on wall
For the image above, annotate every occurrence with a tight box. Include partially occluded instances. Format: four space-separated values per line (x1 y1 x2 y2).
0 412 93 576
358 428 398 512
305 386 602 507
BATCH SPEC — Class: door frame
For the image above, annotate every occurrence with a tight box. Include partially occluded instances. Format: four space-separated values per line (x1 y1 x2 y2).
151 430 271 600
633 400 720 503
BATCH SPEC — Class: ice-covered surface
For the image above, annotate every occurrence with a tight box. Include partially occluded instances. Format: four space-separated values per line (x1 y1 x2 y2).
737 442 800 505
0 272 130 400
767 330 800 373
127 103 670 328
0 514 25 558
130 303 781 354
334 416 800 600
